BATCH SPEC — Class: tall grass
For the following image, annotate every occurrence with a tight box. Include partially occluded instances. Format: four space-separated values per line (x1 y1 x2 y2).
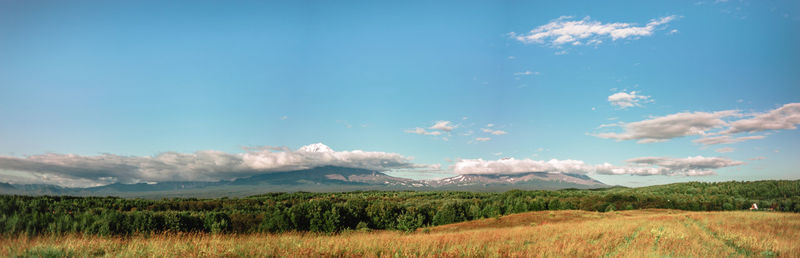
1 209 797 257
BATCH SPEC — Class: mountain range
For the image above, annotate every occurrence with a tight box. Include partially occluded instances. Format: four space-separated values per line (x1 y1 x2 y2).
0 166 608 198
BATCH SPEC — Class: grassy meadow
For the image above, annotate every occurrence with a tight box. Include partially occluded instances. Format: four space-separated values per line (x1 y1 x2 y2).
2 209 798 257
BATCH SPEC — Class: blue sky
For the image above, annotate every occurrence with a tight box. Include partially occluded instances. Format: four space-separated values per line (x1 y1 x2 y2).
0 0 798 187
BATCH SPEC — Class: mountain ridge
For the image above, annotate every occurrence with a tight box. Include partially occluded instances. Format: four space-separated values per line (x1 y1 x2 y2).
0 166 608 198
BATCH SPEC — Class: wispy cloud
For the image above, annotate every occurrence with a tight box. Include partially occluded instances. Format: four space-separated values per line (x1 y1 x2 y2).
510 15 678 48
336 120 353 128
693 135 765 145
406 120 457 136
715 147 735 153
405 127 442 136
608 90 651 108
474 137 491 142
514 71 539 76
481 128 508 135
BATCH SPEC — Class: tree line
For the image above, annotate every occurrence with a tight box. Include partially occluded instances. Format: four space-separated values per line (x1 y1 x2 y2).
1 180 798 236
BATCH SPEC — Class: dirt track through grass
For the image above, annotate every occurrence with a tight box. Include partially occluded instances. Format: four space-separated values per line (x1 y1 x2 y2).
686 215 751 256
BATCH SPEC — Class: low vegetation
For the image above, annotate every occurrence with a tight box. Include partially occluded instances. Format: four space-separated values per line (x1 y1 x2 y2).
1 180 798 236
1 209 798 257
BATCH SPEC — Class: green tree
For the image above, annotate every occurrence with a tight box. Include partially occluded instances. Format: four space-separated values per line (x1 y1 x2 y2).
396 210 424 233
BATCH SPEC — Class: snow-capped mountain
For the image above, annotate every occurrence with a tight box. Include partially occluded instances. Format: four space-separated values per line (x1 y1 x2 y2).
298 143 334 153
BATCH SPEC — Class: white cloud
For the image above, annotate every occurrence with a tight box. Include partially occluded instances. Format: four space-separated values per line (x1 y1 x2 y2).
430 121 456 132
594 111 738 143
474 137 491 142
453 158 593 175
723 103 800 134
481 128 508 135
405 127 442 136
511 15 678 47
453 155 742 176
692 135 765 145
0 143 418 187
715 147 735 153
608 91 651 108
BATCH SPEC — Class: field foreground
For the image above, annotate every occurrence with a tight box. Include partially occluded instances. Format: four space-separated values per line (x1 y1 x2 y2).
2 209 798 257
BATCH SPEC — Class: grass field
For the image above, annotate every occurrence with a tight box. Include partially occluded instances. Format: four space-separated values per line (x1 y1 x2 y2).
2 209 798 257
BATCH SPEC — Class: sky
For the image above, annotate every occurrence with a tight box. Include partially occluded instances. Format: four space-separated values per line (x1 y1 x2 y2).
0 0 798 188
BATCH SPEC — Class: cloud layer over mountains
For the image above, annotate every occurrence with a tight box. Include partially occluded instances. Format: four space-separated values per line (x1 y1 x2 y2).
453 156 743 176
0 143 417 187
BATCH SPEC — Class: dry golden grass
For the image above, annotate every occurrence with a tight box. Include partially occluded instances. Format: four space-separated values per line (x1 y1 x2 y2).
2 209 798 257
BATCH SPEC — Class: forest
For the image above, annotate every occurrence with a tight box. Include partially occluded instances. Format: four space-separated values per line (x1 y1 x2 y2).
1 180 799 236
